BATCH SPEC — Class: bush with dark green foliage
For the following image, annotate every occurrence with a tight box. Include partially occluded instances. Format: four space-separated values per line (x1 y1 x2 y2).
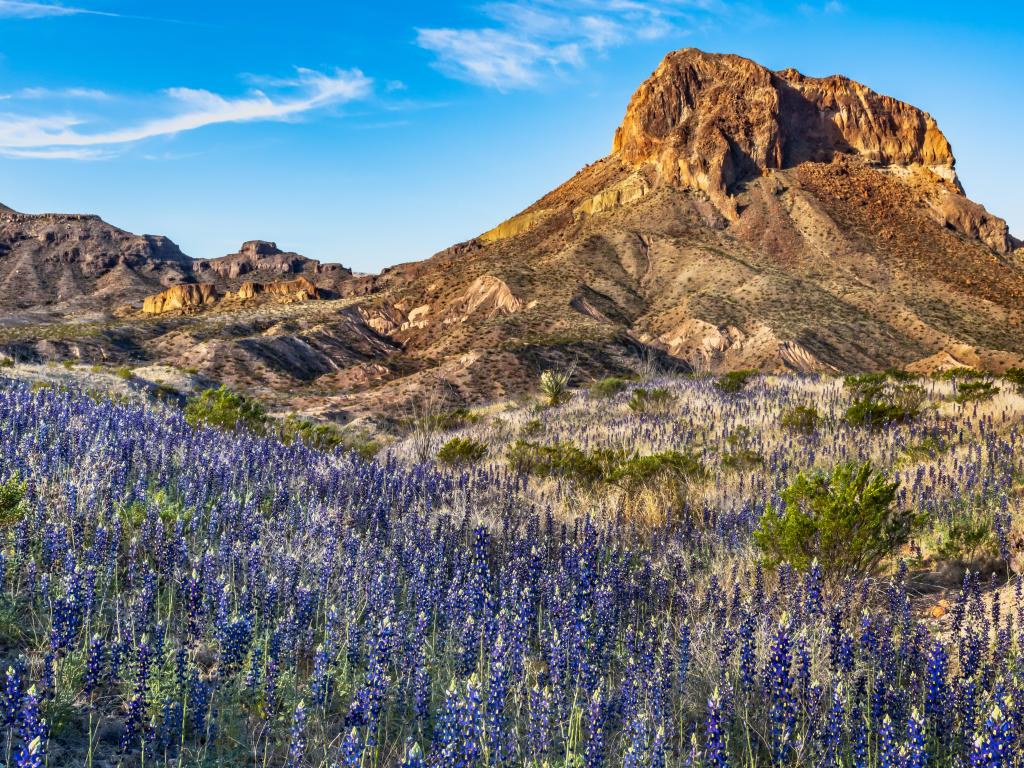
507 440 706 497
184 386 268 434
1005 368 1024 394
0 476 26 528
936 517 997 563
780 404 821 435
277 415 332 448
608 450 706 490
590 376 632 398
0 357 13 369
953 379 999 404
437 437 488 466
897 435 947 466
754 461 921 578
716 370 757 394
721 448 764 472
939 366 988 381
506 440 623 486
883 368 915 381
627 387 674 414
844 374 925 427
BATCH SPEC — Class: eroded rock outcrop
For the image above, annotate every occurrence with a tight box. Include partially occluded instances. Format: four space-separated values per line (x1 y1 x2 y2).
444 275 524 323
226 276 322 303
142 283 220 315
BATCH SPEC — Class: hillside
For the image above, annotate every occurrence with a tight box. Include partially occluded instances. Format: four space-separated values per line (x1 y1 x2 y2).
2 48 1022 420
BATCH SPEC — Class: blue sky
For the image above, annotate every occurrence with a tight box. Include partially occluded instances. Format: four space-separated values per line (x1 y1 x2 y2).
0 1 1021 272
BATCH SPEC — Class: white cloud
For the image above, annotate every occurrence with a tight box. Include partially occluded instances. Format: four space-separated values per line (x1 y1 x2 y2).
416 1 725 89
0 1 117 18
0 67 373 158
2 86 111 100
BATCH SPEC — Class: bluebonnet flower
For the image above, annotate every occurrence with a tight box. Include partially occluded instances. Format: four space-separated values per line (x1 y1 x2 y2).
527 684 551 764
969 699 1017 768
766 617 796 765
905 708 927 768
584 684 605 768
2 665 23 728
400 741 425 768
82 635 105 699
284 700 308 768
704 688 730 768
15 686 46 768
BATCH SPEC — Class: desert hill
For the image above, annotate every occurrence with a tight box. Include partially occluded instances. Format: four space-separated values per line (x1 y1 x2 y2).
1 48 1022 418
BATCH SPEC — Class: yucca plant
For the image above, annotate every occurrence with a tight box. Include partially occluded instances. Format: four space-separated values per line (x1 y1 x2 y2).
539 369 571 407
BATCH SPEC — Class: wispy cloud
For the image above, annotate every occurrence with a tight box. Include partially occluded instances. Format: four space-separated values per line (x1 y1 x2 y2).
0 1 118 18
416 1 727 90
1 86 112 100
0 67 373 159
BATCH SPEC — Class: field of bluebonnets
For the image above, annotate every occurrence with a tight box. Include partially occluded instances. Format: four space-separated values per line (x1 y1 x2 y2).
0 368 1021 767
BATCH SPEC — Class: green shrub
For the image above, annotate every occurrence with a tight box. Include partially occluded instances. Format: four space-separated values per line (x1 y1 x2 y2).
939 366 988 381
844 374 925 427
780 404 820 435
507 440 705 500
539 369 571 407
627 387 674 414
61 360 76 370
276 415 380 459
754 461 921 578
590 376 631 398
0 477 27 528
0 357 13 369
437 437 488 466
953 379 999 404
507 440 621 486
936 518 997 563
609 451 706 490
883 368 915 381
114 366 134 380
716 370 757 394
519 418 543 439
184 386 268 434
897 435 948 466
152 383 183 402
1005 368 1024 394
721 448 764 472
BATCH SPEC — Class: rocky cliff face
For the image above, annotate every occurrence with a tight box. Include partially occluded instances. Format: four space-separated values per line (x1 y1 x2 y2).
142 283 220 315
609 49 1016 252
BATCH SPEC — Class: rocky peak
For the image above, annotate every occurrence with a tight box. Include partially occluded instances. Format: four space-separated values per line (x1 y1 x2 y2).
612 49 958 218
605 48 1020 253
239 240 283 257
197 241 317 280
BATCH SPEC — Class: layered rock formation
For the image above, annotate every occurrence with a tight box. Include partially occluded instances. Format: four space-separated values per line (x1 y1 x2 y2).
142 283 219 315
141 276 325 315
196 240 334 280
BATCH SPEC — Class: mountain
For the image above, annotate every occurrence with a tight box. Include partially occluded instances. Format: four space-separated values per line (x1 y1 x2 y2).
2 49 1022 417
0 207 192 313
351 49 1023 406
